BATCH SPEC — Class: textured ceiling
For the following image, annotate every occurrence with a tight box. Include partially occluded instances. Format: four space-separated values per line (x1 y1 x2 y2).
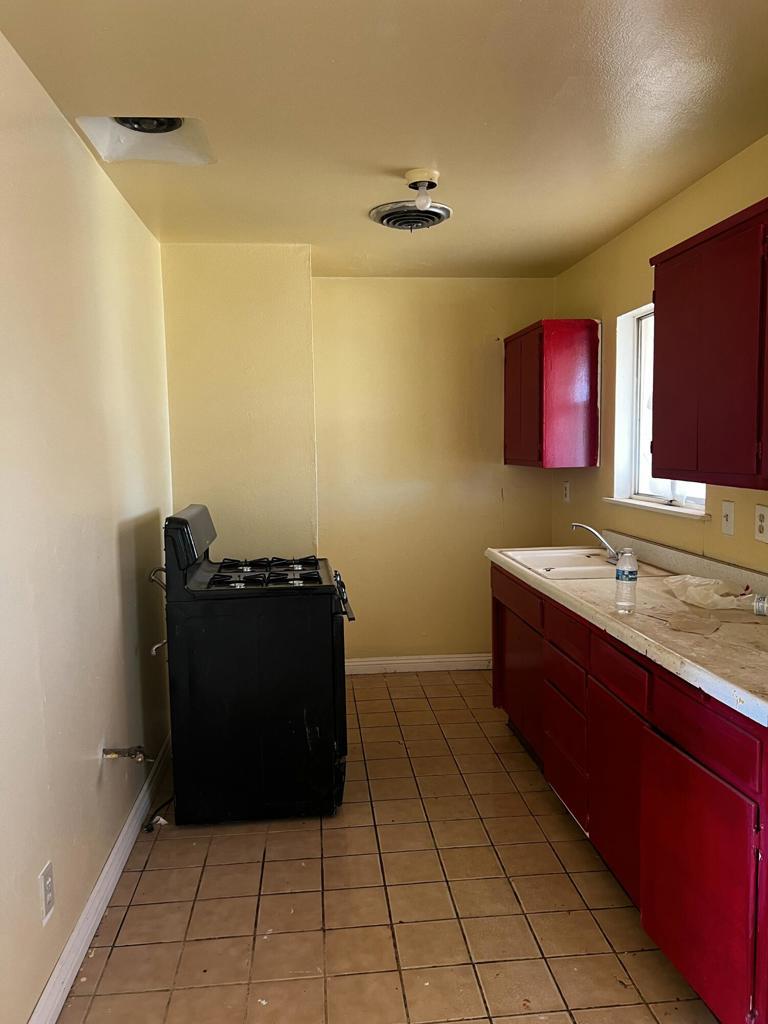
3 0 768 275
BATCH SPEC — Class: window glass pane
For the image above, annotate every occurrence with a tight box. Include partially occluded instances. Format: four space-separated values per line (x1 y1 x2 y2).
632 313 705 506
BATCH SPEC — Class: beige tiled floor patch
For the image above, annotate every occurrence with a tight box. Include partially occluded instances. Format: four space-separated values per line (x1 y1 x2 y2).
59 669 708 1023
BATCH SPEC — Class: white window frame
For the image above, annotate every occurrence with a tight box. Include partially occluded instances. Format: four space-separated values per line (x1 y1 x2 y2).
610 304 707 516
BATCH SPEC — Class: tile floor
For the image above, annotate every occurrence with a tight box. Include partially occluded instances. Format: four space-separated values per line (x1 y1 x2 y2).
57 670 717 1024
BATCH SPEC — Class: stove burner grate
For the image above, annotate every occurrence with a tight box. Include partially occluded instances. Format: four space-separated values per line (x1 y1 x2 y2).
220 557 272 572
208 572 267 589
207 561 325 590
270 556 320 571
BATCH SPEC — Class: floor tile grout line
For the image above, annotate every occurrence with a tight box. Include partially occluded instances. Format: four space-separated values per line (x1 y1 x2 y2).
465 675 612 1021
353 684 414 1024
393 673 495 1023
366 671 604 1020
433 671 531 1022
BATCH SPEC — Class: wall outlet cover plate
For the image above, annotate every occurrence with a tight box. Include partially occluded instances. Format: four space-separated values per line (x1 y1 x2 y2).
755 505 768 544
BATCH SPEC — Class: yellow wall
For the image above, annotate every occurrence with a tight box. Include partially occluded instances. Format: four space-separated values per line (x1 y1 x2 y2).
313 277 555 658
162 244 317 556
551 132 768 572
0 34 171 1023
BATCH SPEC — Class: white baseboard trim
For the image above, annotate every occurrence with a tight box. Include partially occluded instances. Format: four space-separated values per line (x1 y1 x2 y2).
28 736 171 1024
345 654 491 675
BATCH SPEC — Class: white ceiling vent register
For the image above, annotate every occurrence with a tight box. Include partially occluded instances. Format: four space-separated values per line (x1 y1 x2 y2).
75 116 215 164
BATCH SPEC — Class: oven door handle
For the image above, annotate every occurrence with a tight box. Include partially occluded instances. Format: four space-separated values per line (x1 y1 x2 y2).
333 571 356 622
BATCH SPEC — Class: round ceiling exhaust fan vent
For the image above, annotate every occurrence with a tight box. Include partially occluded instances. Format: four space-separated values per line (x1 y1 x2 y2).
113 117 184 134
369 200 452 231
369 167 451 231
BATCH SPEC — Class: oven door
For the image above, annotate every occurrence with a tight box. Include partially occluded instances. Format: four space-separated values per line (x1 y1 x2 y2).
332 600 348 759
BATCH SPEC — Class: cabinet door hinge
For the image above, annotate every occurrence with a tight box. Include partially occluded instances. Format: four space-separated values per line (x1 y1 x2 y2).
754 824 763 856
650 439 654 455
757 440 763 468
762 227 768 259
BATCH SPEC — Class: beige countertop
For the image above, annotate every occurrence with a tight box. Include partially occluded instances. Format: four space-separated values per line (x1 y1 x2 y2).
486 548 768 728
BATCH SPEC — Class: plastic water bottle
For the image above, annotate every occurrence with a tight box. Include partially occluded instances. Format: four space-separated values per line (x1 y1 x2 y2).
615 548 638 615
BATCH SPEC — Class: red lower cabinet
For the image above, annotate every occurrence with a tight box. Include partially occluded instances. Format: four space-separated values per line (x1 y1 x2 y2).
491 567 767 1023
587 678 643 904
495 604 545 758
541 679 588 827
641 728 759 1024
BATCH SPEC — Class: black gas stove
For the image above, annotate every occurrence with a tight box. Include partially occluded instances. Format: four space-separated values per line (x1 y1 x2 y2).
156 504 353 824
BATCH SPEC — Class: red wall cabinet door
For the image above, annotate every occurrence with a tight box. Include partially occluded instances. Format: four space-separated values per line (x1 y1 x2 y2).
651 201 768 487
503 319 599 468
587 678 643 904
504 324 541 465
641 728 759 1024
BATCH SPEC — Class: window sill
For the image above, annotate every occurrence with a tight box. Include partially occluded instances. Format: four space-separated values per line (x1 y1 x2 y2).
602 496 711 521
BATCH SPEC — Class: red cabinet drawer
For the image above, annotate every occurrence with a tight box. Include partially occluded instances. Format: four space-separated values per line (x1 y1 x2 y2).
542 679 586 768
544 601 589 665
543 642 586 711
652 671 762 796
590 633 649 715
491 565 543 631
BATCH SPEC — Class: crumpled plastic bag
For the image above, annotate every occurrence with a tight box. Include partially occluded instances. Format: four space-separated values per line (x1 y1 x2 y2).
665 575 756 611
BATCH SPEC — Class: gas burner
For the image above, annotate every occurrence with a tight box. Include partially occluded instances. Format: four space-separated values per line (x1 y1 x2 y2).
208 573 235 588
266 572 289 586
220 557 272 572
271 556 319 571
208 572 267 590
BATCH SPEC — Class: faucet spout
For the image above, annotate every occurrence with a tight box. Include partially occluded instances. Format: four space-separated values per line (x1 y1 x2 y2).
570 522 619 564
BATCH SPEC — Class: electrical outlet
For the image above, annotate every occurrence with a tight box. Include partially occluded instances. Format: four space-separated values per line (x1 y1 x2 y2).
721 501 735 536
756 505 768 544
39 861 54 924
562 481 571 503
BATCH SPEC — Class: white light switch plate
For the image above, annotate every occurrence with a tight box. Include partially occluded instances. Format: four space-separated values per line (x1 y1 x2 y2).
39 861 54 924
756 505 768 544
721 501 735 536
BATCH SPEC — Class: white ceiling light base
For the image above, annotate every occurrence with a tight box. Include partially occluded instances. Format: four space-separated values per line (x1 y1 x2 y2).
75 116 215 164
404 168 440 188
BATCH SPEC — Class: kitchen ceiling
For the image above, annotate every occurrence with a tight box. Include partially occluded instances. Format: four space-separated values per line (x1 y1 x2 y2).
3 0 768 276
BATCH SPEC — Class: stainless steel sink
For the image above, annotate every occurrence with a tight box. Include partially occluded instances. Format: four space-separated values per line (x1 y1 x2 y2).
499 546 669 580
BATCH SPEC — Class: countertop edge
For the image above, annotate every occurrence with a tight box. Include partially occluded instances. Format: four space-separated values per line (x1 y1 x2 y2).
485 548 768 729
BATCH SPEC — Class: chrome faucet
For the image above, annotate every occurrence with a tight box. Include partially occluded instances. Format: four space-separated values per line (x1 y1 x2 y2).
570 523 619 564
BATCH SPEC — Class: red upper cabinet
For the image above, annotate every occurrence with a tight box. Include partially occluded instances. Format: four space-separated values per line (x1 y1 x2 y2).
503 319 600 468
650 197 768 487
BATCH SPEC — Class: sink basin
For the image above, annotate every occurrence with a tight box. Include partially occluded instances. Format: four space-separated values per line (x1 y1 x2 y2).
499 546 670 580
